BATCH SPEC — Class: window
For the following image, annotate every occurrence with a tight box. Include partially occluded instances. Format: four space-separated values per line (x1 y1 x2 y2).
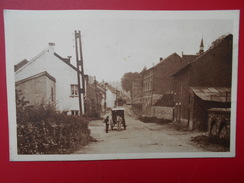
71 110 79 115
71 84 78 96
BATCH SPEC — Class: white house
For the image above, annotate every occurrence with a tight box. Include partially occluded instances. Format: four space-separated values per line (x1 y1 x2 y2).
104 83 116 109
15 43 85 115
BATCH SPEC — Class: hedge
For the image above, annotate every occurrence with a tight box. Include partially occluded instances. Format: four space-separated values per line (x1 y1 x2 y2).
16 90 92 154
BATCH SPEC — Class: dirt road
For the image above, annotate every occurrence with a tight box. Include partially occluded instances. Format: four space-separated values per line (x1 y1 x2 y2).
75 106 209 154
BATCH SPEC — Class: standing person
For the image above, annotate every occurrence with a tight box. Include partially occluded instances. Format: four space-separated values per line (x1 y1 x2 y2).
116 116 122 131
109 115 113 130
104 116 109 133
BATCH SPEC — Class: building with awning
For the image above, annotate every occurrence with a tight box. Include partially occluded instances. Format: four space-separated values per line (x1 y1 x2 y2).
172 34 233 131
189 87 231 130
191 87 231 103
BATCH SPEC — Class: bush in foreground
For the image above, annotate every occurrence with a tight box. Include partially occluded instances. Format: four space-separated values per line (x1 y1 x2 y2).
16 90 92 154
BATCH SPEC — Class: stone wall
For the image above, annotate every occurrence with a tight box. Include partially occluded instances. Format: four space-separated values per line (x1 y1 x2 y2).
151 106 173 120
142 94 162 116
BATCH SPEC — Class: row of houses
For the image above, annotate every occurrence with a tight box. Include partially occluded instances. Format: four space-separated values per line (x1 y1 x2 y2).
15 43 121 117
132 34 232 135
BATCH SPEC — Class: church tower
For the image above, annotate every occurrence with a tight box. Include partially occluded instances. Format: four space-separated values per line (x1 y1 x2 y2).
198 38 204 55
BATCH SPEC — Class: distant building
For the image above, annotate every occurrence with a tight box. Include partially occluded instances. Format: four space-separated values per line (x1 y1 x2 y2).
142 53 187 116
172 34 233 130
15 43 86 115
86 79 106 117
103 83 116 109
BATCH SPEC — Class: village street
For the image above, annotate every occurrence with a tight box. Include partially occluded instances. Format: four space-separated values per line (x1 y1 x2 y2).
75 106 209 154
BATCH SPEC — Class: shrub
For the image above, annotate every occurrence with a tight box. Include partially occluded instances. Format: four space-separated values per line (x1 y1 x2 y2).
16 90 92 154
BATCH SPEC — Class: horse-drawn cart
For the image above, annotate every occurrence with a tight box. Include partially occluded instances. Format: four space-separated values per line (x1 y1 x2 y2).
110 108 126 130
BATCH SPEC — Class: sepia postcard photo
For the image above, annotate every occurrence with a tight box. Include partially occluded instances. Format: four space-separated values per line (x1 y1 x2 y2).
4 10 239 161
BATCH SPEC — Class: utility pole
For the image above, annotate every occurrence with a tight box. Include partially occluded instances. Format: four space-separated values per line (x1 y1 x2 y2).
94 76 99 115
75 30 86 115
116 87 118 106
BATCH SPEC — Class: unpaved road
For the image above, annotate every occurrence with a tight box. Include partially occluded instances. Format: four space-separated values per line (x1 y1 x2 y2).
76 106 209 154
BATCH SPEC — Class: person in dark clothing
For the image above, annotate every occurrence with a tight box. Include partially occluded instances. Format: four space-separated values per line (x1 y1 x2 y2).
104 116 109 133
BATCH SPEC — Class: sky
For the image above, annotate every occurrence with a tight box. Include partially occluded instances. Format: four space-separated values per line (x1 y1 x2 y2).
4 10 238 82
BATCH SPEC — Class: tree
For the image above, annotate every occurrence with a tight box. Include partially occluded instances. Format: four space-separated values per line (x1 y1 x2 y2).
121 72 139 92
210 34 228 49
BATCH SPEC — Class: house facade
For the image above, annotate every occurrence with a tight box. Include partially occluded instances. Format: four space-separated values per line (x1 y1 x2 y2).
103 83 116 109
86 81 106 117
15 71 56 106
172 34 233 130
189 87 231 131
142 53 187 116
15 43 86 115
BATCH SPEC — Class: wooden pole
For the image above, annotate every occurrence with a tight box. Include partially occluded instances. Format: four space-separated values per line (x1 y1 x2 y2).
94 76 99 114
74 31 82 115
78 32 86 92
75 30 86 115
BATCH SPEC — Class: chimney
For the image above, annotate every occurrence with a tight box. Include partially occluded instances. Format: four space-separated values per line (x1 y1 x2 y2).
48 42 55 54
160 57 163 62
67 56 72 63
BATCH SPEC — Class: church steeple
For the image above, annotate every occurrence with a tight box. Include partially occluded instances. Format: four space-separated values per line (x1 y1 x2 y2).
199 37 204 55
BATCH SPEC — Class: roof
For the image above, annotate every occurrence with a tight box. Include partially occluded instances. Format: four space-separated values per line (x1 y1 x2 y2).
144 52 187 73
111 107 125 111
154 52 187 67
182 55 199 63
172 34 233 77
15 45 82 75
54 53 82 74
14 59 29 72
15 49 47 74
105 83 117 94
191 87 231 103
88 83 106 93
154 94 173 107
208 108 231 113
15 71 56 85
